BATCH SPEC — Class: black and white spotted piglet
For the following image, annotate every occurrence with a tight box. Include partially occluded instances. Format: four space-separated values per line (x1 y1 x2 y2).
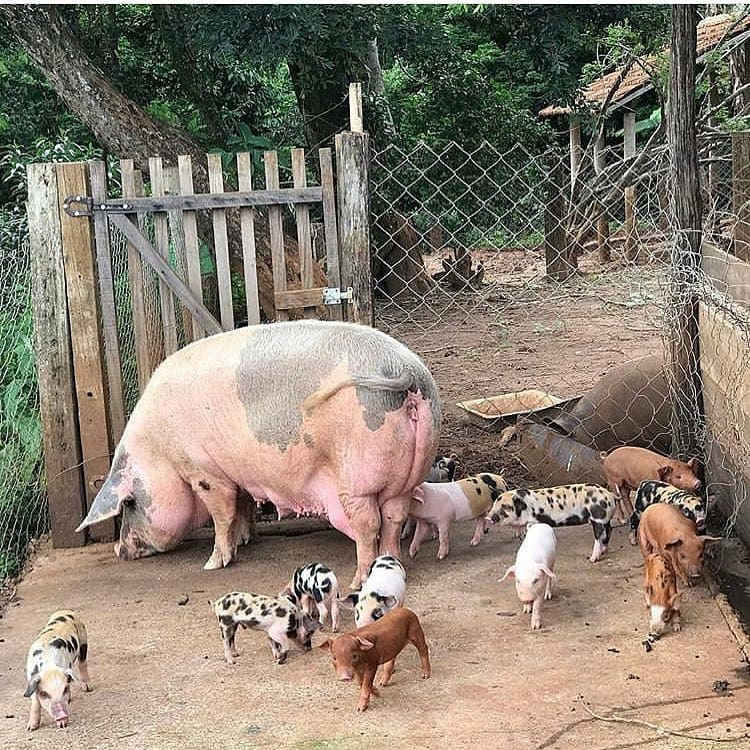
25 610 92 731
213 592 319 665
281 562 341 632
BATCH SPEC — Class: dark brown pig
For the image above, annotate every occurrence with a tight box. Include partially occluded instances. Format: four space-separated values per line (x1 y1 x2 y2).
319 607 431 712
75 321 441 588
637 504 721 587
601 446 701 520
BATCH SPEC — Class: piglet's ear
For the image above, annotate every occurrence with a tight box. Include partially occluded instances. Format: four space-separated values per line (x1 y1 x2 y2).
499 565 516 582
318 640 332 653
64 668 78 683
540 565 556 580
669 591 683 609
658 466 673 481
356 637 375 650
23 675 41 698
339 593 359 609
664 538 683 550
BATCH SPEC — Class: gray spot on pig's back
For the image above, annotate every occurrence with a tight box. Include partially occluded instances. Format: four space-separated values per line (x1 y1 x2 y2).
235 322 439 449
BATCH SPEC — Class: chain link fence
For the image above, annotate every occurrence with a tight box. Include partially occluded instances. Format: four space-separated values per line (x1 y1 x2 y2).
0 216 47 586
370 129 749 543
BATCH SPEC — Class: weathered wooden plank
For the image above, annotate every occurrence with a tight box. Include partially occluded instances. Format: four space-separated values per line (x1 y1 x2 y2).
265 150 287 322
733 131 750 262
149 157 178 355
164 165 193 344
177 154 205 340
292 148 316 319
319 148 342 322
275 287 327 309
335 133 373 325
55 161 114 543
207 153 234 330
237 152 261 326
89 160 125 443
82 188 323 213
121 161 155 390
702 241 750 307
26 162 86 548
109 214 224 336
349 82 363 133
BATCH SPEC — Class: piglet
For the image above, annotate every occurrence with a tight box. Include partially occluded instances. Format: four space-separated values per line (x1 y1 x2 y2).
25 610 92 731
637 503 721 587
213 591 319 664
319 606 431 712
408 472 507 560
281 562 341 632
643 553 682 636
342 555 406 626
601 446 701 521
500 523 557 630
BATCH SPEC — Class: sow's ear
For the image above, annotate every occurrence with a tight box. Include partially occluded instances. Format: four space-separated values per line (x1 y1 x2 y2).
23 675 41 698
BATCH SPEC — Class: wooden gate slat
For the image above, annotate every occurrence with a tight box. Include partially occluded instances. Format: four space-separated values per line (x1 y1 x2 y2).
207 153 235 330
89 160 125 442
177 154 205 340
121 161 156 389
237 152 261 326
55 161 114 543
291 148 317 319
264 150 287 321
109 213 224 336
149 157 178 354
319 148 343 322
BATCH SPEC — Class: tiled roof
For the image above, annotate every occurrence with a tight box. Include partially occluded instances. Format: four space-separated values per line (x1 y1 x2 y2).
539 13 750 118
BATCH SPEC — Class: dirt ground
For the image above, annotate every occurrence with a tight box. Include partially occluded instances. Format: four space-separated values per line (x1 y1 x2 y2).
2 255 749 748
1 523 748 750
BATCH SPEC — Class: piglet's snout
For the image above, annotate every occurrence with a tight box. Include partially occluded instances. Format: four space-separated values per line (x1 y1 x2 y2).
337 670 354 682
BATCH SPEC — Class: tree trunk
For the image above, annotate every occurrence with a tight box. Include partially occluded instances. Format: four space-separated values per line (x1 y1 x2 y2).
1 4 322 321
667 4 704 459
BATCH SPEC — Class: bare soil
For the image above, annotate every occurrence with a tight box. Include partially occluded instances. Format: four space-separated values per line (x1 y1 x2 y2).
2 257 749 749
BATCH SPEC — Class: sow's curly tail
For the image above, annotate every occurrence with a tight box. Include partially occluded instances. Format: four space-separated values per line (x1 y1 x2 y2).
302 372 417 414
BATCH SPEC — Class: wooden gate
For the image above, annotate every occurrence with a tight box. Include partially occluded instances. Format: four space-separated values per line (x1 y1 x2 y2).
27 130 372 547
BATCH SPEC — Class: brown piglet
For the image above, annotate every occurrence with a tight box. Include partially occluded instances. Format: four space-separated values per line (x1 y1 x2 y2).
601 446 701 521
643 553 681 636
637 503 720 587
319 606 431 712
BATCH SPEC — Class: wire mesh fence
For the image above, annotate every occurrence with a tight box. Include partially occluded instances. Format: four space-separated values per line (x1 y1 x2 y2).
0 218 47 584
370 130 749 542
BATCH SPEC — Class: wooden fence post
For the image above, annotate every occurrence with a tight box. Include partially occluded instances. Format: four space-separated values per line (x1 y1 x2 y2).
668 5 704 460
335 129 373 325
27 163 86 547
545 159 576 281
569 120 582 197
624 111 639 262
732 131 750 262
55 161 114 542
594 135 611 262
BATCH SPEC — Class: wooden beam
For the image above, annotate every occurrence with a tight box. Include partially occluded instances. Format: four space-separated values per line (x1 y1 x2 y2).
26 162 86 548
207 153 235 330
319 147 342 322
593 135 611 263
65 188 323 214
55 161 114 543
275 287 327 310
265 150 287 322
545 159 575 281
109 213 224 336
569 121 582 196
349 82 364 133
292 148 317 319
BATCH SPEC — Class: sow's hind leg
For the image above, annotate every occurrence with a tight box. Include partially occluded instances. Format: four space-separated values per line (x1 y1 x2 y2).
194 477 243 570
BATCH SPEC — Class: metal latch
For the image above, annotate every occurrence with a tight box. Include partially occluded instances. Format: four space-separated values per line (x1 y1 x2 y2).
63 195 137 217
322 287 354 305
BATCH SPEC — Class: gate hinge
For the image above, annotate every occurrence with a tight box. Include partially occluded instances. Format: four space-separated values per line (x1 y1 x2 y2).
63 195 137 217
322 286 354 305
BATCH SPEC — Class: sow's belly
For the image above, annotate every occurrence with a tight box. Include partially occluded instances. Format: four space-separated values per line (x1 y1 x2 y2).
246 474 356 540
